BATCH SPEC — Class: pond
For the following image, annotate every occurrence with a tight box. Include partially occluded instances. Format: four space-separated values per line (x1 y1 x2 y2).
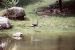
6 38 58 50
0 34 75 50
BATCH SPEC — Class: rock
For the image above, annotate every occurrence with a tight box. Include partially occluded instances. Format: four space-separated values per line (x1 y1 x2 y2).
0 16 12 29
3 7 26 20
12 32 23 40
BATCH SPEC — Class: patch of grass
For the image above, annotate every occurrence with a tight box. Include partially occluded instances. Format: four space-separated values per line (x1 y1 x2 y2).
0 0 75 38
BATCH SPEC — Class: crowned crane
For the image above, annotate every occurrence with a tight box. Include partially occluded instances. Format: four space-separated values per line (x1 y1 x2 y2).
31 18 39 28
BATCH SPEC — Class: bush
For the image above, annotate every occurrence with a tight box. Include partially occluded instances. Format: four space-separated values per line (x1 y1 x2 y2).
0 0 20 8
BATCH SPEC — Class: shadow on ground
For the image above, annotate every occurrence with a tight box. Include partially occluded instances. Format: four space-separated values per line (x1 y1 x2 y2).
36 0 75 17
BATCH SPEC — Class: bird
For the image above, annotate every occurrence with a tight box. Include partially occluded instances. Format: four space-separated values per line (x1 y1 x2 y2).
32 23 38 27
31 19 38 28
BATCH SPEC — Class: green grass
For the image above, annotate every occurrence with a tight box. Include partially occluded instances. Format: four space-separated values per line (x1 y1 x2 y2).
0 0 75 38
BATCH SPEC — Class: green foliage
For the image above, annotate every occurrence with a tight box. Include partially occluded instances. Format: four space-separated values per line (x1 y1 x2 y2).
1 0 19 8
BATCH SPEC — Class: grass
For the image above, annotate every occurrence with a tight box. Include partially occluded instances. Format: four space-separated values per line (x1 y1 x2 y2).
0 0 75 38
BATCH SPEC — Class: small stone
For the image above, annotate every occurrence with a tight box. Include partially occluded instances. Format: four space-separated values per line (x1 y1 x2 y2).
12 32 23 40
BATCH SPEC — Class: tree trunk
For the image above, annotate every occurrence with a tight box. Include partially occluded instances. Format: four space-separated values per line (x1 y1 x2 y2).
58 0 63 11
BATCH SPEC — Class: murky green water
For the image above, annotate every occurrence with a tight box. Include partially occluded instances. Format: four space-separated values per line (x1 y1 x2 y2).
7 39 57 50
5 36 75 50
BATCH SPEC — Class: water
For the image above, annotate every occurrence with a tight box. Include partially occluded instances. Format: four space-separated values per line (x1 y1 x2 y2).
1 36 75 50
5 37 58 50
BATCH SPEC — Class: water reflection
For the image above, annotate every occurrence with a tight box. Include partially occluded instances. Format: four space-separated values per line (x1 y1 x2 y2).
0 35 75 50
6 37 58 50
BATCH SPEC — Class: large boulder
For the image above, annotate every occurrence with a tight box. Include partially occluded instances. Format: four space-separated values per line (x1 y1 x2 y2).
0 17 12 29
3 7 26 20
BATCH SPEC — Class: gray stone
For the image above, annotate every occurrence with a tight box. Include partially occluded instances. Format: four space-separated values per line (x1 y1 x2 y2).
12 32 23 40
3 7 26 20
0 17 12 29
